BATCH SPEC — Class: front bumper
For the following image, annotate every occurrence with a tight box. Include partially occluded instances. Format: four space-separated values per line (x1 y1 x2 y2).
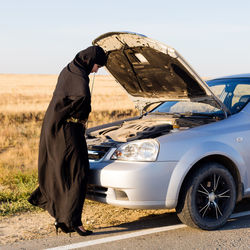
87 160 177 209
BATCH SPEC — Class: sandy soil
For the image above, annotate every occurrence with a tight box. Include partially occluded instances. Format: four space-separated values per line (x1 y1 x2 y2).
0 200 171 245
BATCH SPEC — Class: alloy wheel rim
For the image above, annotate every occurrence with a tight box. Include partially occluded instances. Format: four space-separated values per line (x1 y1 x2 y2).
196 173 231 220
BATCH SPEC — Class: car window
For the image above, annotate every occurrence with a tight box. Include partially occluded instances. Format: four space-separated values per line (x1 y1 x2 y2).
210 85 225 98
232 84 250 105
208 78 250 114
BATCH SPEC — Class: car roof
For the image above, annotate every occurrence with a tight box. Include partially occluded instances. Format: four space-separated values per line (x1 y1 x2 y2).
211 73 250 80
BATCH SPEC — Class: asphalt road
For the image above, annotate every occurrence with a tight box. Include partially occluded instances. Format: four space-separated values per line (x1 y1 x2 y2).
1 199 250 250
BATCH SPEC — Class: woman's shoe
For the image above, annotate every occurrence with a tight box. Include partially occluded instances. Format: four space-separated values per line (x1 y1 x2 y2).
73 226 93 236
54 221 74 235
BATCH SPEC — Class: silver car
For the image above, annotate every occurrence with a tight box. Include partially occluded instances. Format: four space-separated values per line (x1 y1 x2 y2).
86 32 250 230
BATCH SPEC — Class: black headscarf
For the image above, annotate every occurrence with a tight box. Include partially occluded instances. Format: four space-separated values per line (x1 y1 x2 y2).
54 45 107 97
68 46 107 76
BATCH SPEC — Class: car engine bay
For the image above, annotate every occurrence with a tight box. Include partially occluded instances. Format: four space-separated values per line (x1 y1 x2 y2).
86 113 220 145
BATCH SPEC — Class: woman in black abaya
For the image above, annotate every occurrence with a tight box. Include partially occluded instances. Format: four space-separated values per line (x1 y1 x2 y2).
28 46 107 236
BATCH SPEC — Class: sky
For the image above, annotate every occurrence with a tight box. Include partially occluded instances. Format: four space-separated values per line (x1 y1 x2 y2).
1 0 250 78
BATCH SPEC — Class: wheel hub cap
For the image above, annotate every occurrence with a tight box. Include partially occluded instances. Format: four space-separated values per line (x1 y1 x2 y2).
208 192 216 202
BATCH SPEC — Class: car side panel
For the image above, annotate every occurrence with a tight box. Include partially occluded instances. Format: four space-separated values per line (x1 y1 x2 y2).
163 141 246 207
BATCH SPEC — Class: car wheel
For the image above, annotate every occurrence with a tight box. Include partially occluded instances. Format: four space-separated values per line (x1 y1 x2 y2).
176 162 236 230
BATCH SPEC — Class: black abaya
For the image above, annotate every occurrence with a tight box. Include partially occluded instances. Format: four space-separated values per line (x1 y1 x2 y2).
28 46 107 228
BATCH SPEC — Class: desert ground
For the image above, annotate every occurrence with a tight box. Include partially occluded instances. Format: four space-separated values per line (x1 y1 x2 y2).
0 74 170 245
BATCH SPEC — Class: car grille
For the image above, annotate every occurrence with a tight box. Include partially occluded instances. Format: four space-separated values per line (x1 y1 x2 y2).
87 184 108 198
88 145 111 161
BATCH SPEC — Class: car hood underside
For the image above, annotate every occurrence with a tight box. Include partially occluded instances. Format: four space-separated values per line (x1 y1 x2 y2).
93 32 226 112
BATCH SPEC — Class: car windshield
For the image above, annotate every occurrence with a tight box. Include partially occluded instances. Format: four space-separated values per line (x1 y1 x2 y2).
151 77 250 116
151 101 220 116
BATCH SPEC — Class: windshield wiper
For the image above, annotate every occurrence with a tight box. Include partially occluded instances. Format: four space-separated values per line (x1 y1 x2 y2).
149 112 182 117
182 112 219 118
150 111 217 118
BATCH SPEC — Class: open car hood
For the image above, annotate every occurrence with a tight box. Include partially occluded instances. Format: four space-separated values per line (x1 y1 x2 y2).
93 32 227 114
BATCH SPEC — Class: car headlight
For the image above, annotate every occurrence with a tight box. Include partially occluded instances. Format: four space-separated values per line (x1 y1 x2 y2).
111 139 159 161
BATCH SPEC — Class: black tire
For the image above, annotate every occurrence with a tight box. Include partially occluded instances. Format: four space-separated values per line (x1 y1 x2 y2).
176 162 236 230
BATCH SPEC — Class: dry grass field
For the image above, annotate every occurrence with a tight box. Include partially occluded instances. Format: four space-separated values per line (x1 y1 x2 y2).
0 74 135 113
